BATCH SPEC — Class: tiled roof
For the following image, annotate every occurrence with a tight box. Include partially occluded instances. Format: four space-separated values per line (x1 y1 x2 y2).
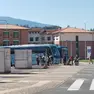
46 29 57 34
28 28 42 31
53 27 90 33
0 24 29 29
29 28 56 34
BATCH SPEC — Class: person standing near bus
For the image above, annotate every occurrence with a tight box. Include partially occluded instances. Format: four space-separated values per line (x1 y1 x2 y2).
71 56 74 65
63 54 67 65
47 56 50 66
47 55 52 66
36 55 40 65
42 55 46 65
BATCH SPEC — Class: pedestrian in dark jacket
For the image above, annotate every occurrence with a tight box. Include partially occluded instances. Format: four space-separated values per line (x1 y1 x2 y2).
63 55 67 65
71 56 74 65
36 56 40 65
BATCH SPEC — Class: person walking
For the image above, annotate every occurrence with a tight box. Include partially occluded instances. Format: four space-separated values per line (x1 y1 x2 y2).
71 56 74 65
89 55 93 64
36 55 40 65
69 56 74 65
67 56 73 65
74 54 79 66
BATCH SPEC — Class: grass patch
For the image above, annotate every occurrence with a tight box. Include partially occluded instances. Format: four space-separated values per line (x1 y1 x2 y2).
80 59 94 62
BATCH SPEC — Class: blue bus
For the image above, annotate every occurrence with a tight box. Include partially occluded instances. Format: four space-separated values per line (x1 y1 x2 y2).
3 44 60 66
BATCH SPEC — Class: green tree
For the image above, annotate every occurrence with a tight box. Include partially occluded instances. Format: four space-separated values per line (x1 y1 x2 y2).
90 28 93 31
43 25 61 30
67 25 70 27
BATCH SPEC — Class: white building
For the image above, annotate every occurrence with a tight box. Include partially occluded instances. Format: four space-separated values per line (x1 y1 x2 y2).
28 28 54 44
53 27 94 59
28 27 94 59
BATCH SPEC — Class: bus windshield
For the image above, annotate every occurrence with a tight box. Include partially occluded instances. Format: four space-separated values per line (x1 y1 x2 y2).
62 48 68 55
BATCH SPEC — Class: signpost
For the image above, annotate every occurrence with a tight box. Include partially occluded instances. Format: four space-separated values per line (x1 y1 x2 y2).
87 46 91 58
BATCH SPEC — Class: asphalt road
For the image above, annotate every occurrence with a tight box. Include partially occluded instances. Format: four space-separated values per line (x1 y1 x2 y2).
0 63 89 94
35 64 94 94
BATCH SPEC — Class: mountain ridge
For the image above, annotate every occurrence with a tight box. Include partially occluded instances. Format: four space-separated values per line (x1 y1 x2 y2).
0 16 52 28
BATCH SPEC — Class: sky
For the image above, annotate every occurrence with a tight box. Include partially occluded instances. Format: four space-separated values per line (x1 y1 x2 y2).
0 0 94 29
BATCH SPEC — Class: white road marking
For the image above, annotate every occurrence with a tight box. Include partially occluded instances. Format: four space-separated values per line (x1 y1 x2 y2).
31 81 50 87
0 75 31 77
71 78 88 81
76 74 92 76
0 80 12 82
18 80 39 83
90 79 94 90
68 79 84 91
0 80 51 94
18 80 30 83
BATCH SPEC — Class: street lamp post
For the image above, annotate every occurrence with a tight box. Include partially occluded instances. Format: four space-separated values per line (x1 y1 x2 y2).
92 31 93 58
59 32 61 45
0 20 8 46
85 41 86 59
66 40 72 56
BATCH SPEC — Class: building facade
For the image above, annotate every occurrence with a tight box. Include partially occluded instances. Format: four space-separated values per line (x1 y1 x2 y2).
0 24 93 59
28 28 55 44
53 27 94 59
0 24 29 46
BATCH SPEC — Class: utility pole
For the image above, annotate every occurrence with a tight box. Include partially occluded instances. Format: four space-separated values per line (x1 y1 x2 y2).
84 23 87 59
71 41 72 56
66 40 68 47
59 32 61 45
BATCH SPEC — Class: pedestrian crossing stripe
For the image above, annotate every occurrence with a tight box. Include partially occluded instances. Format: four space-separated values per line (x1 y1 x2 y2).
68 79 84 91
68 79 94 91
90 79 94 90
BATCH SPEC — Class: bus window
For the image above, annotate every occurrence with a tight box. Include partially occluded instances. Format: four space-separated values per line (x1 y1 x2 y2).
51 46 60 57
47 48 52 56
